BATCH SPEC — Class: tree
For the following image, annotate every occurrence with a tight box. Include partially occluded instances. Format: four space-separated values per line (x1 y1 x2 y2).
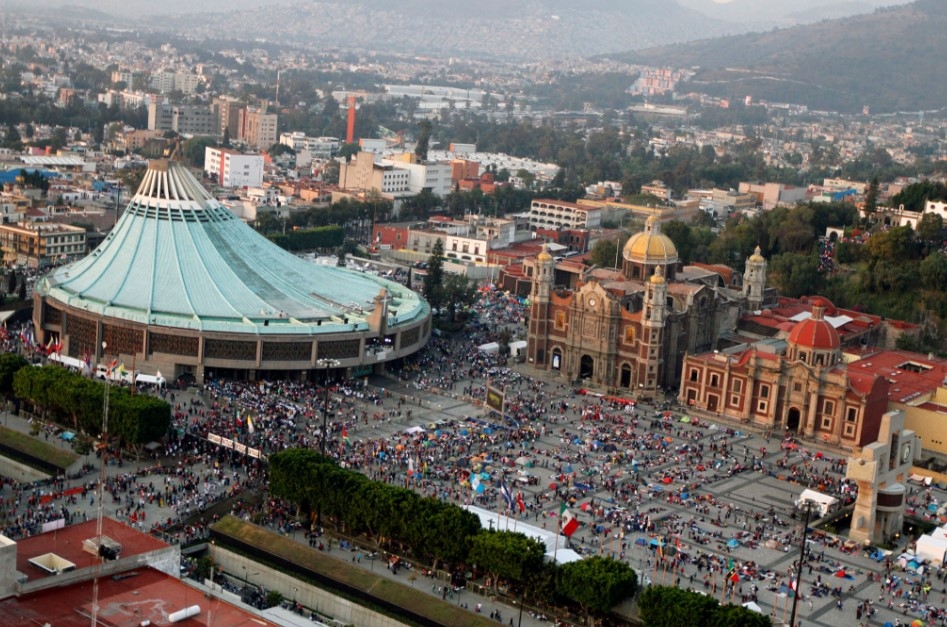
917 212 944 244
415 119 432 161
222 127 231 148
441 273 477 323
863 176 879 224
557 556 637 621
182 136 218 168
4 123 21 149
920 253 947 291
468 530 546 592
663 220 695 264
865 225 917 262
588 237 627 269
422 238 445 312
768 252 823 297
0 353 28 401
639 586 719 627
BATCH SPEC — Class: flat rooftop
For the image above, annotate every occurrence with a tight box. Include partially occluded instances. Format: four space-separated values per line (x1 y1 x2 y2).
16 518 168 580
0 566 278 627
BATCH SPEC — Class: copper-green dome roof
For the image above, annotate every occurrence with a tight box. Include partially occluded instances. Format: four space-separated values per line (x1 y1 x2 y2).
38 159 427 335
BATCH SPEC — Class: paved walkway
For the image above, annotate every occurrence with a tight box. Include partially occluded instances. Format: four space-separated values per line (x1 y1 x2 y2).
2 361 944 627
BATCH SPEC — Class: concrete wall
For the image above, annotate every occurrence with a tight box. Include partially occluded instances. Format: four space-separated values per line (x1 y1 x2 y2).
210 546 404 627
0 454 51 484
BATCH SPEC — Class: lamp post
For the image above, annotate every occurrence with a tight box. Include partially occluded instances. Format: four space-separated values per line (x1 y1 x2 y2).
788 500 814 627
242 565 259 602
517 597 525 627
316 358 340 456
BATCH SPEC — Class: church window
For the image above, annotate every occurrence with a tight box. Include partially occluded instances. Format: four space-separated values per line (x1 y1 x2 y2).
624 327 636 343
555 311 566 330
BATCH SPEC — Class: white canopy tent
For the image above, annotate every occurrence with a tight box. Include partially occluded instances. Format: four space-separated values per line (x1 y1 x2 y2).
464 505 583 565
916 534 947 566
796 489 839 517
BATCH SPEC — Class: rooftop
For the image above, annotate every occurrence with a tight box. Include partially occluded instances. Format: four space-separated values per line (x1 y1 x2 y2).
39 160 426 335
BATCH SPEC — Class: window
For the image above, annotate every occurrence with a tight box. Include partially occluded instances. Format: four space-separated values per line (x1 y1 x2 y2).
844 424 855 437
757 401 767 413
821 416 832 429
689 369 698 382
823 400 835 416
732 379 743 393
759 384 770 399
793 382 802 392
710 374 720 388
846 407 858 423
730 394 740 407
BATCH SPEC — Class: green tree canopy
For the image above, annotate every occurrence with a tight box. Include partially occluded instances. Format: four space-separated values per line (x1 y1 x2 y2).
422 238 445 312
468 530 546 592
557 556 638 617
0 353 28 400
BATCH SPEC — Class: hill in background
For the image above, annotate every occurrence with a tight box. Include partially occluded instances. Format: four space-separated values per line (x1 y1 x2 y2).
613 0 947 114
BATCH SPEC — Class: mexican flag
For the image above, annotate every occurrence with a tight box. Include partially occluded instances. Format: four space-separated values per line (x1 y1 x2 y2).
560 504 580 538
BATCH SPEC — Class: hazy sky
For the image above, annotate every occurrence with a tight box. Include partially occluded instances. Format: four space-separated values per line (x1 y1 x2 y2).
11 0 917 22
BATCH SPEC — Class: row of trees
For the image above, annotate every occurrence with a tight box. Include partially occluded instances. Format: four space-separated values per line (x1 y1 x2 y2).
267 225 345 252
268 449 644 623
421 239 479 324
11 364 171 448
639 586 771 627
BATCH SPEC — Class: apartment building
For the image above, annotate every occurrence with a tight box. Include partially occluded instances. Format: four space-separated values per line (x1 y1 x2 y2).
528 199 602 231
204 147 264 188
147 103 218 137
0 222 86 268
242 108 278 150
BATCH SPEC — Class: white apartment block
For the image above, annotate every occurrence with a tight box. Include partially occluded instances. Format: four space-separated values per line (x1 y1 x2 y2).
149 71 200 95
204 147 264 188
382 159 452 197
529 199 602 231
279 132 339 158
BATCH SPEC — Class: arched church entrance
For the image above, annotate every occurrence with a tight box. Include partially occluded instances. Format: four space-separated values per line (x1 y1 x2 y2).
579 355 594 380
787 407 802 431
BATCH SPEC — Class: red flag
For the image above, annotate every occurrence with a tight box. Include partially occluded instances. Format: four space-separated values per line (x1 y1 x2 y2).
561 508 580 537
517 491 526 513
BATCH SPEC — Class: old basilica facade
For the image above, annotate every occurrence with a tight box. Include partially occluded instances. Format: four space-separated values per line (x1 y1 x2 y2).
526 217 768 395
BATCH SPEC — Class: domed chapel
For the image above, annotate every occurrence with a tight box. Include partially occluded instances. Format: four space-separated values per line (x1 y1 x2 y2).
526 216 764 395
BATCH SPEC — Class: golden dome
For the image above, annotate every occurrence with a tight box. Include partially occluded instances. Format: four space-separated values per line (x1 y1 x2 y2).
537 244 553 262
749 245 765 263
623 216 678 264
650 270 666 285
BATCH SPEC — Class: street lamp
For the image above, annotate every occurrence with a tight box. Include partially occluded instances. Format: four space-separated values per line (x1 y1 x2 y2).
241 565 259 602
788 500 814 627
516 597 525 627
316 358 341 456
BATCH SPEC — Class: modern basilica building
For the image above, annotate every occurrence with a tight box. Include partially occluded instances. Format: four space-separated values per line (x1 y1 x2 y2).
34 159 431 383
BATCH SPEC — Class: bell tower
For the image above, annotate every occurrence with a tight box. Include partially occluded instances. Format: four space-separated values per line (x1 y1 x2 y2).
743 245 767 311
639 266 667 393
528 245 555 367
